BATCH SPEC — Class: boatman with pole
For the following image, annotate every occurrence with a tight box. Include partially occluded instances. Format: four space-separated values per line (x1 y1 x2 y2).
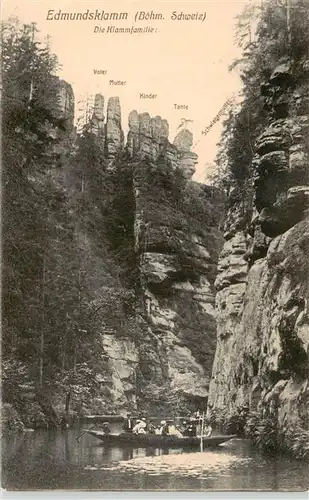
204 419 213 437
122 413 134 433
200 412 205 452
199 413 212 452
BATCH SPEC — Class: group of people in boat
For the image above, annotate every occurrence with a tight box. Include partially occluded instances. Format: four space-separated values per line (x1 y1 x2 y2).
118 411 212 438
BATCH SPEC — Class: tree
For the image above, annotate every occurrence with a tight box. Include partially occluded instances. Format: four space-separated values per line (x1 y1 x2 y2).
212 0 309 202
2 19 108 423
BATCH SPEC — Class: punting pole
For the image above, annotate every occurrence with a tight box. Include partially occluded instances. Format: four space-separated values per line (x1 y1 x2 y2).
200 412 205 452
76 424 96 442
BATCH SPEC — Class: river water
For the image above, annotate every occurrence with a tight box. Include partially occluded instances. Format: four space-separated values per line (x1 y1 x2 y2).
2 423 308 491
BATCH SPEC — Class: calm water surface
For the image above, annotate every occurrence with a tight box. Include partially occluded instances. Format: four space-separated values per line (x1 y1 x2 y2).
2 423 308 491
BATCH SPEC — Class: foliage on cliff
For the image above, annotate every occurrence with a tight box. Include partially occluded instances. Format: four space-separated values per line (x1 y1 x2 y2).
134 156 223 263
245 409 309 460
210 0 309 199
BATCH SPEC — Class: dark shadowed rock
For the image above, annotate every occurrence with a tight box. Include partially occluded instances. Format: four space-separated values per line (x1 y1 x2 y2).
258 186 309 237
269 60 291 84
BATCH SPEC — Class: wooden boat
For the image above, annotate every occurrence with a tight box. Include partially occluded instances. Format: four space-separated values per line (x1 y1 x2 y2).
82 415 125 423
82 415 193 423
83 430 236 448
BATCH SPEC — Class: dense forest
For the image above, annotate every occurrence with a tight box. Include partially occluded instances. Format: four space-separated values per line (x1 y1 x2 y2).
2 19 139 428
209 0 309 195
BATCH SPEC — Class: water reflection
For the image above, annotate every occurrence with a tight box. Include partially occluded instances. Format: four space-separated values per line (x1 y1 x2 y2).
2 425 308 491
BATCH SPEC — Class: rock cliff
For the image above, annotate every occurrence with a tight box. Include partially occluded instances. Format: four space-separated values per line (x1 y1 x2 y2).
128 111 223 410
105 96 124 161
45 78 76 159
78 98 224 413
90 93 105 141
208 58 309 440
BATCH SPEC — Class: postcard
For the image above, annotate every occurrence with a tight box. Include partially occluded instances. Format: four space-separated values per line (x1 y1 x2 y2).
1 0 308 493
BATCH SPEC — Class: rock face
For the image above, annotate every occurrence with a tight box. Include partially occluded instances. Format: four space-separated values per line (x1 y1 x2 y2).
132 129 223 407
126 110 198 178
208 58 309 438
47 78 76 160
56 79 75 128
106 97 124 160
90 93 105 142
127 110 169 161
101 336 138 412
38 77 75 133
173 128 193 151
86 94 223 409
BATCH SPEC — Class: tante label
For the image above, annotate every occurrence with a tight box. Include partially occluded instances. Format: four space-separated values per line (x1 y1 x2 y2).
174 104 188 110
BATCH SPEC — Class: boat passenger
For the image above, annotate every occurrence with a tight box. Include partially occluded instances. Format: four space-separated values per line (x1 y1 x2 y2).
159 420 169 436
138 420 147 434
167 420 183 438
147 421 157 434
182 420 189 436
187 419 197 437
122 413 134 433
101 422 111 434
132 419 147 434
204 421 213 437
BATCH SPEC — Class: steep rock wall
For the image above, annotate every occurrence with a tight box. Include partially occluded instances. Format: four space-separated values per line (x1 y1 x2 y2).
208 59 309 436
128 111 223 409
83 99 224 412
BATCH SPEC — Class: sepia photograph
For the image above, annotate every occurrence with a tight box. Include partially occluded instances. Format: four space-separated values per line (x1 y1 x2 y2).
1 0 309 493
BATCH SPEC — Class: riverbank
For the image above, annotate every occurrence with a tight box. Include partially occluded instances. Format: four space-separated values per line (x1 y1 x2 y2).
208 407 309 461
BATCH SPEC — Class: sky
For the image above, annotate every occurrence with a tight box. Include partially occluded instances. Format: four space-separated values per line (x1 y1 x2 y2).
3 0 247 181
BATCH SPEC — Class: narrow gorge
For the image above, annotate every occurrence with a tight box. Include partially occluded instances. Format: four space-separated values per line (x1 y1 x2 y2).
2 3 308 461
